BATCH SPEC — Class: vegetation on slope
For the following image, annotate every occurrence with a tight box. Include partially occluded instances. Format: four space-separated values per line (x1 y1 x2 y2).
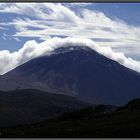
1 99 140 138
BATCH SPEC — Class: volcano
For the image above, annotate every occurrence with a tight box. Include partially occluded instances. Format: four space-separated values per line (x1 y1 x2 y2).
0 46 140 105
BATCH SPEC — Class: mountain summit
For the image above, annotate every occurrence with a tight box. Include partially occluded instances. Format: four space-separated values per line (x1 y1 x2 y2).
0 46 140 105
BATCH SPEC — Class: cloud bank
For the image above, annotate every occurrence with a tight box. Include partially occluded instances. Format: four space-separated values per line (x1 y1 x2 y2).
0 3 140 58
0 37 140 75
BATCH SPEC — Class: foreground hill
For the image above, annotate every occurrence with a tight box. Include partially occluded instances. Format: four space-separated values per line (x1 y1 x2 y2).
1 99 140 138
0 89 87 127
0 46 140 105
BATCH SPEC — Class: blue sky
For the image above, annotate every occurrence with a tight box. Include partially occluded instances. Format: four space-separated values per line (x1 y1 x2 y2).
0 3 140 74
87 3 140 26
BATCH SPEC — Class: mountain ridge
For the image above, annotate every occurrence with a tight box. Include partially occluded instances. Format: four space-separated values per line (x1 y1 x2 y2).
0 89 88 127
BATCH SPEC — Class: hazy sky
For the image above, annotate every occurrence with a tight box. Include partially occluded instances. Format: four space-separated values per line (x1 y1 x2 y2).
0 3 140 75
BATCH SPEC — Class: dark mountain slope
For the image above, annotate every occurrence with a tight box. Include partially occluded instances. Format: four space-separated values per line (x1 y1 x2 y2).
1 99 140 138
0 89 87 127
0 46 140 105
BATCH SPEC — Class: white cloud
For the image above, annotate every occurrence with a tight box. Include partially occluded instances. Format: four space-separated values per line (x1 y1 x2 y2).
13 37 21 42
0 3 47 19
0 37 140 75
0 3 140 74
63 3 92 7
0 3 140 58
